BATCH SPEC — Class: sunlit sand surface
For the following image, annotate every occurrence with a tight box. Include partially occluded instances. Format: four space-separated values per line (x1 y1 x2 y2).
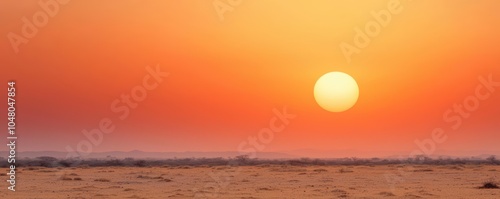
4 165 499 198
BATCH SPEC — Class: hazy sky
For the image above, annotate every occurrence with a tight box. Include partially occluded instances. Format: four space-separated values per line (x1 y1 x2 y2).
1 0 500 156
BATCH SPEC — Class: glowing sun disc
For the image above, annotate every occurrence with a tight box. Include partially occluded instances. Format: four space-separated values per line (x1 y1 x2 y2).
314 72 359 112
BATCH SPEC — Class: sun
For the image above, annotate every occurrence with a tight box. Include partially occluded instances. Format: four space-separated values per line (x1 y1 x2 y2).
314 72 359 112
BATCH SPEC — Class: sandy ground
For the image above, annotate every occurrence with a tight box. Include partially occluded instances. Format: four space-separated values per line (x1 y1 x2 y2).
2 165 499 198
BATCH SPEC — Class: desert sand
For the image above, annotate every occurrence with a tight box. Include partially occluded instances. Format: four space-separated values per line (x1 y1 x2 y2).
2 165 499 198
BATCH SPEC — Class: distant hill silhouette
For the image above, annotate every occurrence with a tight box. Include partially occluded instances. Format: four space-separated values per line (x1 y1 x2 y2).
0 150 297 159
1 149 499 160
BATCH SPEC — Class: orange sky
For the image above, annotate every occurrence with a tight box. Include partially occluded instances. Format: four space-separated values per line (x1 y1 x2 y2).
1 0 500 156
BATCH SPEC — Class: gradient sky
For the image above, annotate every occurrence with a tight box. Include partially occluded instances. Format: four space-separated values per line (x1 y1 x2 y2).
1 0 499 156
